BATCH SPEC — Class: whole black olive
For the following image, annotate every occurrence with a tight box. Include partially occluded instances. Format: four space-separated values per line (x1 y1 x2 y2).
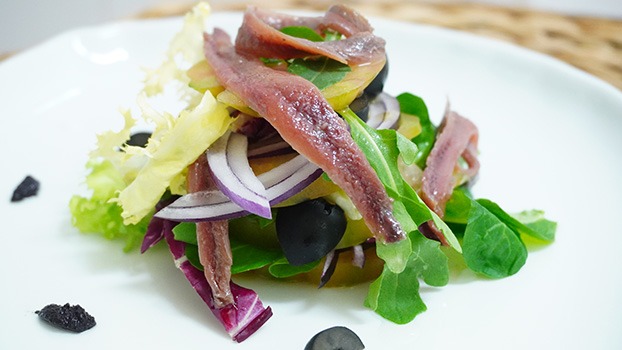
275 198 347 266
125 132 152 148
349 94 370 121
304 326 365 350
363 59 388 98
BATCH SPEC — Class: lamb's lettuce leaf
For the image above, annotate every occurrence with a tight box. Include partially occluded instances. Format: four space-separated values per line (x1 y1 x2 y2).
462 200 528 278
288 58 351 90
447 187 556 278
365 231 447 324
481 202 556 242
278 25 352 91
396 93 436 168
365 262 426 324
280 26 324 42
268 258 321 278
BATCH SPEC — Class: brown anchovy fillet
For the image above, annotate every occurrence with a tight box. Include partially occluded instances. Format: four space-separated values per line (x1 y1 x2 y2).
241 4 371 36
204 29 404 244
420 110 479 243
187 155 234 308
235 5 386 65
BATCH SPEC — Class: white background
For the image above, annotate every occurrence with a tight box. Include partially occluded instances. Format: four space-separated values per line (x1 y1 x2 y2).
1 0 621 54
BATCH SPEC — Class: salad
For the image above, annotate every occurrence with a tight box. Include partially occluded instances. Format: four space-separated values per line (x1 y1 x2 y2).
70 2 556 343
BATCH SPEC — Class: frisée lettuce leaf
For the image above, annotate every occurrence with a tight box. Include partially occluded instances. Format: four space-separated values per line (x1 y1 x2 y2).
116 92 232 225
69 160 150 251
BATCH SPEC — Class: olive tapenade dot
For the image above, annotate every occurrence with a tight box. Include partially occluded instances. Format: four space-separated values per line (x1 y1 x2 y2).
35 303 96 333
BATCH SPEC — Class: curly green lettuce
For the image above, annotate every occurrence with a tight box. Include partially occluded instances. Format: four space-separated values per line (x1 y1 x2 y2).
70 159 150 251
71 2 232 246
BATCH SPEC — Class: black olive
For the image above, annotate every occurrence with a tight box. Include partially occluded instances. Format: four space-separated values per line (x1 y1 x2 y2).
36 303 96 333
275 198 346 266
125 132 152 148
363 59 388 98
11 175 40 202
304 326 365 350
349 94 370 121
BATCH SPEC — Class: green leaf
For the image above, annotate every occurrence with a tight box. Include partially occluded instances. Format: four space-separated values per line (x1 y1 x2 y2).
322 29 342 41
342 108 405 196
241 211 278 229
280 26 324 42
184 243 203 270
376 238 412 274
175 223 286 275
462 200 527 278
342 108 410 272
409 231 449 287
391 200 418 233
287 58 351 90
396 93 436 168
364 263 427 324
396 132 419 165
443 186 473 224
511 209 557 242
268 258 320 278
228 214 280 249
475 199 556 242
364 230 449 324
393 185 462 253
172 222 198 245
69 160 150 252
342 108 461 270
230 238 283 274
260 57 285 67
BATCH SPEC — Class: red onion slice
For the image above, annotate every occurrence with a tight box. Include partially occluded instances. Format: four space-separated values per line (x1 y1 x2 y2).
351 244 365 268
365 92 400 130
156 190 247 221
155 155 322 221
207 131 271 218
265 158 323 205
319 250 338 288
247 138 294 159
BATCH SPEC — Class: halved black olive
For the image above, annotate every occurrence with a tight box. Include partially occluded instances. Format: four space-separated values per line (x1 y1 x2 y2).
363 59 388 98
275 198 346 266
304 326 365 350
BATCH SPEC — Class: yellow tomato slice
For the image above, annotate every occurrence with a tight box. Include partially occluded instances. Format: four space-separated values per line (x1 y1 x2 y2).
323 57 386 111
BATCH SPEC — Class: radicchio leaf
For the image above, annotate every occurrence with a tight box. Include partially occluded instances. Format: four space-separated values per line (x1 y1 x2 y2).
161 220 272 342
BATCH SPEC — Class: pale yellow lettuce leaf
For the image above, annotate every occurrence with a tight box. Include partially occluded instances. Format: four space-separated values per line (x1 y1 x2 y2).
143 2 212 97
116 91 232 224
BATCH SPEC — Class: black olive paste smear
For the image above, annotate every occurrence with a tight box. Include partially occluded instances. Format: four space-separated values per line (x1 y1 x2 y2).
11 175 40 202
36 303 96 333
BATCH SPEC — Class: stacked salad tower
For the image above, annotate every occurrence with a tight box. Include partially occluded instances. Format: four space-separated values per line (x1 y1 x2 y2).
70 2 556 342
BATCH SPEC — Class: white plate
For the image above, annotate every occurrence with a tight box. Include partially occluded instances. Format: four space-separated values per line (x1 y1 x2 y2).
1 10 622 350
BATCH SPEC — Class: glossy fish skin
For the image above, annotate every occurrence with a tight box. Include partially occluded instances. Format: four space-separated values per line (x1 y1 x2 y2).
235 5 386 65
204 29 404 243
421 110 479 218
187 155 234 308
